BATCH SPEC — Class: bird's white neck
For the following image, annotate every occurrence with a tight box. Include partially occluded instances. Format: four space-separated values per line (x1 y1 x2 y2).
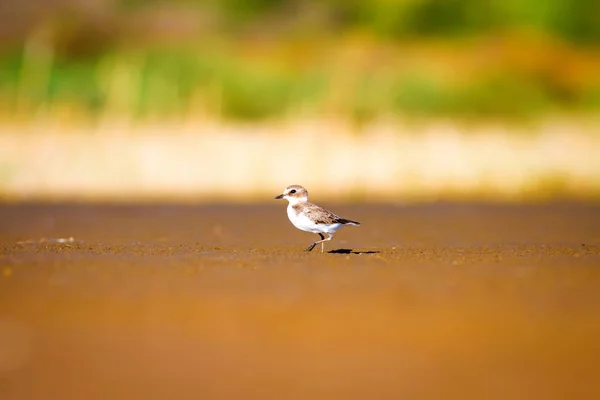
286 196 308 206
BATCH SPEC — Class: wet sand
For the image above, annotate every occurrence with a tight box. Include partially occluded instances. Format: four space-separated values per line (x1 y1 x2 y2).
1 203 600 400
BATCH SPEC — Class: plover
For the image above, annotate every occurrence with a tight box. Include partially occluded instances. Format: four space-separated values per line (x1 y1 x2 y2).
275 185 360 252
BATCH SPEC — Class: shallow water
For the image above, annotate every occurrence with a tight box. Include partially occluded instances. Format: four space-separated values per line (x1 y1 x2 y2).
1 203 600 400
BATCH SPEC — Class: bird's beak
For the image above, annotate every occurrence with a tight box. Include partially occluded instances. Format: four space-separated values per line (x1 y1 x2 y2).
275 194 284 199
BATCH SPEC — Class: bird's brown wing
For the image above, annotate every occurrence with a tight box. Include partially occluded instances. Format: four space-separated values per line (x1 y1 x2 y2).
301 203 347 225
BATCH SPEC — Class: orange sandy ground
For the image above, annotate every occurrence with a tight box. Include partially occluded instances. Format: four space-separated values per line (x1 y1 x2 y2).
1 203 600 400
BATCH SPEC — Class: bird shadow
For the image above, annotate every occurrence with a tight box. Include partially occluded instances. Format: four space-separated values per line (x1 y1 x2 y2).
328 248 380 255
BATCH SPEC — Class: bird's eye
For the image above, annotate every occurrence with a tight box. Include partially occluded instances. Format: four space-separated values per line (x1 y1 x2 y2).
290 189 296 194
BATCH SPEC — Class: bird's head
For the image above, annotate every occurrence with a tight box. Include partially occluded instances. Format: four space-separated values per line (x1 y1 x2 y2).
275 185 309 204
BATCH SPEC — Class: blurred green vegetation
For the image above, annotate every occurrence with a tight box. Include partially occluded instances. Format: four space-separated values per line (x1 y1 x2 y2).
0 0 599 122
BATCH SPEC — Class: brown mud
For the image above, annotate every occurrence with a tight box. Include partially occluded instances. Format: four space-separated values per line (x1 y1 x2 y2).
1 203 600 400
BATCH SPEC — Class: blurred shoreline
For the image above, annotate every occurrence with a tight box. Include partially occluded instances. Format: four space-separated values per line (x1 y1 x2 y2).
1 117 598 203
2 1 599 203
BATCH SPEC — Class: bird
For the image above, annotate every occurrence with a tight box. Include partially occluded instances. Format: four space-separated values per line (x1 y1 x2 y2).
275 185 360 252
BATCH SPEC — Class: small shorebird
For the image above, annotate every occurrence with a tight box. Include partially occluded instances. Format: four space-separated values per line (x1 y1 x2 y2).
275 185 360 252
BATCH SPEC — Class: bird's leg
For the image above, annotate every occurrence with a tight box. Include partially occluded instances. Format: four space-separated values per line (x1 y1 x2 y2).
306 233 334 253
305 233 325 252
320 234 334 253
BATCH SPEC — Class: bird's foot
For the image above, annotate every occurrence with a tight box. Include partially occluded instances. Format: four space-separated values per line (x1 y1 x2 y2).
305 243 317 252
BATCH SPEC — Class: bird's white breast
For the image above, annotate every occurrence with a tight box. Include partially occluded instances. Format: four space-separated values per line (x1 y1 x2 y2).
286 204 341 234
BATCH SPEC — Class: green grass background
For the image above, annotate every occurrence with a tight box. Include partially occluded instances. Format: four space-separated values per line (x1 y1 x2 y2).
1 0 599 123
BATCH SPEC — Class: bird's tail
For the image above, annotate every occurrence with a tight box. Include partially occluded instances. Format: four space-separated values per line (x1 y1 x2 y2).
339 218 360 226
